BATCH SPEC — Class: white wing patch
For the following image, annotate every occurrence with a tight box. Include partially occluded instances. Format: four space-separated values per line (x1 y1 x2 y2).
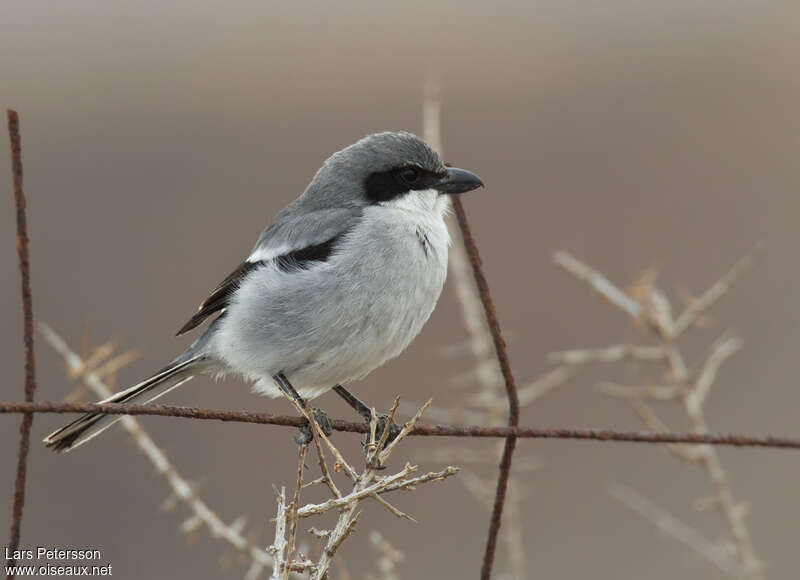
247 243 292 263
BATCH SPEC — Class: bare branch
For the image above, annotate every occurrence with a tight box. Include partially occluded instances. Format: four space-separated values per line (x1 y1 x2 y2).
626 398 706 463
517 366 576 407
375 398 400 461
286 445 307 571
366 531 404 580
267 487 289 580
377 399 431 466
609 483 746 579
313 510 360 580
596 382 680 402
557 247 764 579
553 251 642 319
672 244 763 337
675 342 762 579
295 465 458 518
259 396 459 579
689 334 743 413
550 345 665 365
40 324 277 575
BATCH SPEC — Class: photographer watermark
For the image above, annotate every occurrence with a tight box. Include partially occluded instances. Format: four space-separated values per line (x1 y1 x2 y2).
4 546 112 576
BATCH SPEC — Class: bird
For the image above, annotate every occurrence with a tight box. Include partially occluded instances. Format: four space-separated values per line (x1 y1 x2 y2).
43 131 484 452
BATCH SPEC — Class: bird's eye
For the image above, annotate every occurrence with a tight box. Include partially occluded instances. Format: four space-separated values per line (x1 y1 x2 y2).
398 167 421 186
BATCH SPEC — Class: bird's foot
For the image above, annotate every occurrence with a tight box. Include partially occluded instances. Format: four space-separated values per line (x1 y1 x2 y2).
296 407 333 445
375 413 403 446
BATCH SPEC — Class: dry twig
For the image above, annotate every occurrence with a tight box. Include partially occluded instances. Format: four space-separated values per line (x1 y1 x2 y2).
40 324 278 578
609 483 746 579
365 531 404 580
554 249 764 579
264 394 458 580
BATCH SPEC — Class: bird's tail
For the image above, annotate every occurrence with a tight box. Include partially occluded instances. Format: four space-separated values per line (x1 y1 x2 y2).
43 355 205 453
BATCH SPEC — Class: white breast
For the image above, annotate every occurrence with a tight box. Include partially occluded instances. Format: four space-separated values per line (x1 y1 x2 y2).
215 190 453 400
289 190 451 395
312 189 450 380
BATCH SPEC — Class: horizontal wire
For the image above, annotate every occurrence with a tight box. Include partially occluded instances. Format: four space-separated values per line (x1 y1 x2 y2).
3 400 798 449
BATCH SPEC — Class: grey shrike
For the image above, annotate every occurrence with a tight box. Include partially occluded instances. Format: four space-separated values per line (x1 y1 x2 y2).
44 131 484 452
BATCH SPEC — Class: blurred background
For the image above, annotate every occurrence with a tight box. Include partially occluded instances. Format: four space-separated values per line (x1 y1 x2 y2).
2 1 799 578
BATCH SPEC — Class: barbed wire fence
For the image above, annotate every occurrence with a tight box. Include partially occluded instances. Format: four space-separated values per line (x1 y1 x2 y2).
5 101 800 580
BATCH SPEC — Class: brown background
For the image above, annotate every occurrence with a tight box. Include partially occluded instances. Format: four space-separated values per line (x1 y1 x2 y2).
1 2 799 578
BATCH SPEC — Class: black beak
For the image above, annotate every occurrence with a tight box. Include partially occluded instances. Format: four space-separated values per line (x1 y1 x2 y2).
435 167 484 195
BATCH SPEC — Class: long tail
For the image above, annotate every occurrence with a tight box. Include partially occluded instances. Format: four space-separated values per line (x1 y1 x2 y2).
43 355 205 453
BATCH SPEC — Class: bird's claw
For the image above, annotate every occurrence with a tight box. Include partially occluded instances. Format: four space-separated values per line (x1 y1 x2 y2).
296 407 333 445
376 413 403 444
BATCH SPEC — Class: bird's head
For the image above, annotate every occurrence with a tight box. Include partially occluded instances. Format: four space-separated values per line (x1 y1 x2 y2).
302 131 484 211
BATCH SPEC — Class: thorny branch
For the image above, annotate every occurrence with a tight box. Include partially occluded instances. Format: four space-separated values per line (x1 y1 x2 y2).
6 109 38 579
265 395 458 579
554 249 765 579
40 324 279 578
609 483 747 580
365 531 404 580
671 245 763 337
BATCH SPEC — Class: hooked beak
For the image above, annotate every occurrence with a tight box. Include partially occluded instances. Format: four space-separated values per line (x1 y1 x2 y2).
435 167 484 195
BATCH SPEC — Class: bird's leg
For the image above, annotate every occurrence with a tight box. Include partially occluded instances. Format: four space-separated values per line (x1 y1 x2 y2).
273 372 332 444
332 384 403 448
332 384 372 421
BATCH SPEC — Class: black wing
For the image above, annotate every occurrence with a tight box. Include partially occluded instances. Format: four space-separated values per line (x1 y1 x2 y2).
176 260 263 336
274 236 342 272
175 233 348 336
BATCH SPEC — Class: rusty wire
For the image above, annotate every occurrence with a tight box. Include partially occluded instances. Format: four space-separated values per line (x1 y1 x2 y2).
450 196 521 580
6 109 37 579
3 401 800 448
